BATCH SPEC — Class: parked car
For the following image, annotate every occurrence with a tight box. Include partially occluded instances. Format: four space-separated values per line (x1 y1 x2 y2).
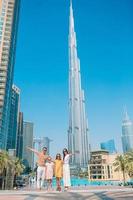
15 176 26 188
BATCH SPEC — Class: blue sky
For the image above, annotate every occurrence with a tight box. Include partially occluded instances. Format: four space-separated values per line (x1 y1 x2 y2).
14 0 133 156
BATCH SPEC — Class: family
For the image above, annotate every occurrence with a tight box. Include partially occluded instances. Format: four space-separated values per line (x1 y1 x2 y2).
27 146 73 191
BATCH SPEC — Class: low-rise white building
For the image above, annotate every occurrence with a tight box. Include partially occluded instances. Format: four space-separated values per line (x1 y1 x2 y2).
88 150 129 181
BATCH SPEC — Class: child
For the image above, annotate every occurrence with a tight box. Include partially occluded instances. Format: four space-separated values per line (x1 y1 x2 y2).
45 156 54 191
54 153 63 191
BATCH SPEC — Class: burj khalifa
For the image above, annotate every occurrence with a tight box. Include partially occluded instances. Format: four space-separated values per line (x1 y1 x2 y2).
68 0 90 167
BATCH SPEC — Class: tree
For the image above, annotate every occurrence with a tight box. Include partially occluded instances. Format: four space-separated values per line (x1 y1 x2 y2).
13 158 25 176
0 150 25 189
0 150 13 189
0 151 11 174
125 151 133 178
113 155 127 184
11 158 25 188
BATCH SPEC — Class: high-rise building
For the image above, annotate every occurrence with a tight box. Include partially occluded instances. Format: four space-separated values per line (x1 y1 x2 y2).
122 109 133 153
100 139 116 154
0 0 21 149
23 121 34 168
68 0 89 167
7 85 20 151
16 112 23 159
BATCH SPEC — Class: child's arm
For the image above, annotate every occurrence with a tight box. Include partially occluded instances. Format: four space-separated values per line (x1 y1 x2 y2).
53 161 56 177
45 164 47 179
61 161 63 177
44 155 49 162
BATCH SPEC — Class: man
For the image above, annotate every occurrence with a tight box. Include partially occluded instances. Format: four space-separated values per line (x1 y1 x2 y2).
27 146 48 189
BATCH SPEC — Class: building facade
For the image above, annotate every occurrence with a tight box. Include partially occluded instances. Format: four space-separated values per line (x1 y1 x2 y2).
16 112 23 159
88 150 128 181
122 110 133 153
7 85 20 151
23 121 34 168
100 139 116 154
68 0 89 168
0 0 21 149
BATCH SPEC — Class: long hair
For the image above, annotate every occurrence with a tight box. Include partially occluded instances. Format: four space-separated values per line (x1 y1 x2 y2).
63 148 69 160
56 153 61 160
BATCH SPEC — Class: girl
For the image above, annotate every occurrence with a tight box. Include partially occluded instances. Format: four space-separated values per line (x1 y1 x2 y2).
45 156 54 191
54 153 63 191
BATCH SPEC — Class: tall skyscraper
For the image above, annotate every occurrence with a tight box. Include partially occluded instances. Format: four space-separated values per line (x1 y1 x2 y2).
16 112 23 159
100 139 116 154
7 85 20 151
68 0 89 167
122 109 133 153
0 0 21 149
23 121 34 168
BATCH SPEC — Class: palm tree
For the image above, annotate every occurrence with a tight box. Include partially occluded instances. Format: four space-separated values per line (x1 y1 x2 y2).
13 158 25 176
0 151 9 174
113 155 127 184
0 151 12 189
0 151 25 189
126 151 133 161
125 151 133 178
12 158 25 188
5 157 25 189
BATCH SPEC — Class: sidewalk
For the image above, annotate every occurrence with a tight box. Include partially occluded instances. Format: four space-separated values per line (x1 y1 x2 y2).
0 186 133 194
0 186 133 200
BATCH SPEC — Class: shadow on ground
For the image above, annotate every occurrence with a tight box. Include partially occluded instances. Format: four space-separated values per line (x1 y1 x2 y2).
23 191 115 200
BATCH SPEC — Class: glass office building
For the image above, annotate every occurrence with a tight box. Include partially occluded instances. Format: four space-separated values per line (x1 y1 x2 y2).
7 85 20 151
0 0 21 149
23 122 34 168
100 139 116 154
16 112 23 159
122 110 133 153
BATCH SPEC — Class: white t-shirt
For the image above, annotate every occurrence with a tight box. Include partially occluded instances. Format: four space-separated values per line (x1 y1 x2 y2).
64 154 70 164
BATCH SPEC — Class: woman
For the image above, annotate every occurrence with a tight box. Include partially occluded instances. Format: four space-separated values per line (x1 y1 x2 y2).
63 148 72 190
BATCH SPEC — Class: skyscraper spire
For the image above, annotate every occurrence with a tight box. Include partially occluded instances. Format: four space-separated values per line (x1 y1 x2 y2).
68 0 89 167
69 0 77 51
123 106 130 121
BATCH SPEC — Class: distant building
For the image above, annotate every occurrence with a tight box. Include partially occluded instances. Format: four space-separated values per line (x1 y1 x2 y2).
33 137 52 167
0 0 21 149
122 109 133 153
100 139 116 154
7 85 20 151
23 121 34 168
8 148 16 157
16 112 23 159
88 150 128 181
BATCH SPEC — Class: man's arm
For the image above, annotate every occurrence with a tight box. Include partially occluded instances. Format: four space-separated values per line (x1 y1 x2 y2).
27 147 39 155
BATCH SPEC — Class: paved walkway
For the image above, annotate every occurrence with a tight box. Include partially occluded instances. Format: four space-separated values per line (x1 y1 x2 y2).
0 186 133 200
